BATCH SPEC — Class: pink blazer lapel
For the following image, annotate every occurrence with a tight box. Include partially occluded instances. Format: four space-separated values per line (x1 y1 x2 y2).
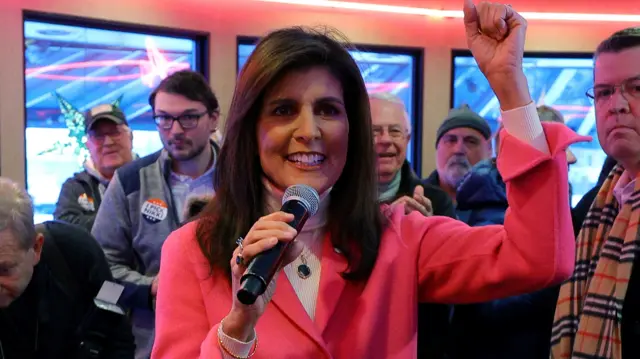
270 234 350 350
314 234 348 333
270 270 326 349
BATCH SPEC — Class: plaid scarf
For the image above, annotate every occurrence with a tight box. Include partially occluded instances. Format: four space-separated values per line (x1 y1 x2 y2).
551 165 640 358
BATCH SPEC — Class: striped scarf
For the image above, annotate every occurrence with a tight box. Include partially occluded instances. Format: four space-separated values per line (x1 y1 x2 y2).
551 165 640 358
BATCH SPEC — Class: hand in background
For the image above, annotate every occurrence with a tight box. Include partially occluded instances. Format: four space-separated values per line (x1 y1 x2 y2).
151 277 158 297
391 186 434 217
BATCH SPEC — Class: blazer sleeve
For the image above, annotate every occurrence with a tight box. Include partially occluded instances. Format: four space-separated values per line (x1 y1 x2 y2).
411 122 588 304
151 223 224 359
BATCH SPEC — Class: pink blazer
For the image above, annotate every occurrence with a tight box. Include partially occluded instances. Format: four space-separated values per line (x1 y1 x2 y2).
152 123 587 359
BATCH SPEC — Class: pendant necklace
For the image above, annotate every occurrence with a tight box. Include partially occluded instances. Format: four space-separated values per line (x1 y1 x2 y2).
297 253 312 279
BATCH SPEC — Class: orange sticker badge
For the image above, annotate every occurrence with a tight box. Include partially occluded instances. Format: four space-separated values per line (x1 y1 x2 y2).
77 193 95 211
141 198 168 224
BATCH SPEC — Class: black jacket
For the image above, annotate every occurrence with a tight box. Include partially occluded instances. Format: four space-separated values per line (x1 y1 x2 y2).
0 221 135 359
54 169 104 232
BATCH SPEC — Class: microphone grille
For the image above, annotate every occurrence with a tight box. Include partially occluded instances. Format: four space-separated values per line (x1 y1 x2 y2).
282 185 320 216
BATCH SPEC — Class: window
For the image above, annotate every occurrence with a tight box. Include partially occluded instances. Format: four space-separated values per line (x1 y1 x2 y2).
237 37 424 172
24 13 208 223
452 51 604 207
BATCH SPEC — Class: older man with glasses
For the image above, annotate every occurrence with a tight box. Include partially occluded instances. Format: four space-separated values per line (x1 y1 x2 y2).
54 104 135 231
370 93 455 359
91 70 220 359
371 93 456 218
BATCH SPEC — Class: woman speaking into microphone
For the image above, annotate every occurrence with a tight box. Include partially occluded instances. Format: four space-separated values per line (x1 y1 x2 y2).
152 1 587 358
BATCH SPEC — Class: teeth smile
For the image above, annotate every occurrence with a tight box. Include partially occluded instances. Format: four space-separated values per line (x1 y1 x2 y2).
287 153 325 165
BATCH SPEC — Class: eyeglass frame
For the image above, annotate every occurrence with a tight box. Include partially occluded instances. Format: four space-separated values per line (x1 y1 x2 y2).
586 75 640 104
153 111 209 130
372 124 410 140
87 125 129 143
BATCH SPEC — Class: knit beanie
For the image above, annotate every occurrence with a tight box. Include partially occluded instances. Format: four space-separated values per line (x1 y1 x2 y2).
435 105 491 147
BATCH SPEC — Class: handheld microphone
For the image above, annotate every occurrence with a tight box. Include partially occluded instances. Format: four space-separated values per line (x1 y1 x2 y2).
237 184 320 305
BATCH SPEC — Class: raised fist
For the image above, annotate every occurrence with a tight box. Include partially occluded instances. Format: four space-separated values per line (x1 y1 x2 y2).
464 0 531 110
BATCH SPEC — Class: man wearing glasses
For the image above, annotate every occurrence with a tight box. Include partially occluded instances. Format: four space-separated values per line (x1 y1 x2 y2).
92 70 220 359
370 93 455 359
371 93 455 218
54 104 135 231
551 27 640 359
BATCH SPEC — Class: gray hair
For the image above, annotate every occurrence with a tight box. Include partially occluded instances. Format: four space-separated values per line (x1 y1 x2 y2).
369 92 412 135
0 178 36 250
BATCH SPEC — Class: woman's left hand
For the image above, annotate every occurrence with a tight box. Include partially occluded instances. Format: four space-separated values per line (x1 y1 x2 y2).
464 0 532 110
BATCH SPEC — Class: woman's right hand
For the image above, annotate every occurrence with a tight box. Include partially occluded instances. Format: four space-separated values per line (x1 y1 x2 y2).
221 211 301 341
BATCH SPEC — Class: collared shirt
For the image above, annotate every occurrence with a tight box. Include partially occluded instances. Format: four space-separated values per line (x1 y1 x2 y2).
168 149 216 223
613 170 637 210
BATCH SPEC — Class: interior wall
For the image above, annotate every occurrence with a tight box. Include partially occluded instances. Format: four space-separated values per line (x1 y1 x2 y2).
0 0 630 187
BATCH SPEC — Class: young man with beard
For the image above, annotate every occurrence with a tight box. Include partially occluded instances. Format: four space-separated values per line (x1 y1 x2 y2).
92 70 220 359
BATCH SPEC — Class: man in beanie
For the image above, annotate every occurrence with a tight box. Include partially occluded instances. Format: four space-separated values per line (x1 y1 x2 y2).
54 103 135 231
449 104 579 359
426 105 492 202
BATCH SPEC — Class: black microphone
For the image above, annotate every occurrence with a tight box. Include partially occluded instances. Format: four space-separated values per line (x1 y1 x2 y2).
237 184 320 305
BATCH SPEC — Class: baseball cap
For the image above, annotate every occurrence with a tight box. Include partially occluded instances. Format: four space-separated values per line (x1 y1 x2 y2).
84 104 128 133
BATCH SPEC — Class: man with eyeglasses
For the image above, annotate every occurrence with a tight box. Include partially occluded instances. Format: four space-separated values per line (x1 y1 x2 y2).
54 104 135 232
371 93 455 218
370 93 455 359
91 70 220 359
551 27 640 359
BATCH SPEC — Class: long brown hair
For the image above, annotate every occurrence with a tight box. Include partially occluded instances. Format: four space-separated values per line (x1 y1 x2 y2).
196 27 385 281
